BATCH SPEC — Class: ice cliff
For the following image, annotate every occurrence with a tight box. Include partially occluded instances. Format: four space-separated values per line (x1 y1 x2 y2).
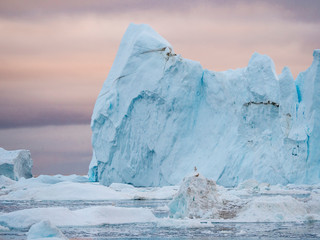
0 147 33 180
89 23 320 187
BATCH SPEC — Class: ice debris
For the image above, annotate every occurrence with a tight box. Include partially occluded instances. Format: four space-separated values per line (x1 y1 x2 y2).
89 23 320 187
168 174 320 221
169 174 221 219
0 147 32 180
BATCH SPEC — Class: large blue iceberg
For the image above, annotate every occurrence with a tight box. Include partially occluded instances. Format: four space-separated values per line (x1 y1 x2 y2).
89 23 320 187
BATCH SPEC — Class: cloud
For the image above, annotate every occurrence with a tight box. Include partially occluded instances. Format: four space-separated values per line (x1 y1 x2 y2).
0 1 319 129
0 0 320 23
0 106 91 129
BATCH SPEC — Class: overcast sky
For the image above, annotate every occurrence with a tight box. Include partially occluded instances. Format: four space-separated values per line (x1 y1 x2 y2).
0 0 319 175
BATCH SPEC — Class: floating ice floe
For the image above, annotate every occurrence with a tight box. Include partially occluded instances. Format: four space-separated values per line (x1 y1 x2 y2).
0 206 156 229
0 174 178 200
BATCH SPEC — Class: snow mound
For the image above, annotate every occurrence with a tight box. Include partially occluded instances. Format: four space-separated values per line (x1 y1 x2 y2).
0 206 156 228
27 220 68 240
0 147 32 180
169 174 221 219
89 23 320 187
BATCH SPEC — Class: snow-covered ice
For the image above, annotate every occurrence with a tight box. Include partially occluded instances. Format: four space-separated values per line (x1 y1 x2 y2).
89 23 320 187
0 147 32 180
27 220 68 240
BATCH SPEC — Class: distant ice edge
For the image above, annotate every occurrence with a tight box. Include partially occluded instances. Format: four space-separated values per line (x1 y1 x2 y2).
89 23 320 187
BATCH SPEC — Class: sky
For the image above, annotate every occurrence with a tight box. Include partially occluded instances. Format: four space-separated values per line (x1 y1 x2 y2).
0 0 319 175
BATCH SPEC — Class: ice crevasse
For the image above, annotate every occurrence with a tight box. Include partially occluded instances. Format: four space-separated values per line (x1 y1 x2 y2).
89 23 320 187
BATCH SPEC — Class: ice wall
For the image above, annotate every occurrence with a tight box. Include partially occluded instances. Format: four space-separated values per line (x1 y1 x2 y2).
89 23 320 187
0 147 33 180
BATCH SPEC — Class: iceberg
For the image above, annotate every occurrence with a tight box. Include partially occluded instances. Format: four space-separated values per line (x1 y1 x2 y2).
0 147 32 180
27 220 68 240
89 23 320 187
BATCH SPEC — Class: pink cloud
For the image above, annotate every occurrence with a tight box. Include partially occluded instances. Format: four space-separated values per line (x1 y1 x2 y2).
0 1 318 128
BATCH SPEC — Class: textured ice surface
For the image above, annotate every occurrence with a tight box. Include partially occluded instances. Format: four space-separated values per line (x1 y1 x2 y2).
90 23 320 187
0 147 32 180
27 220 68 240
